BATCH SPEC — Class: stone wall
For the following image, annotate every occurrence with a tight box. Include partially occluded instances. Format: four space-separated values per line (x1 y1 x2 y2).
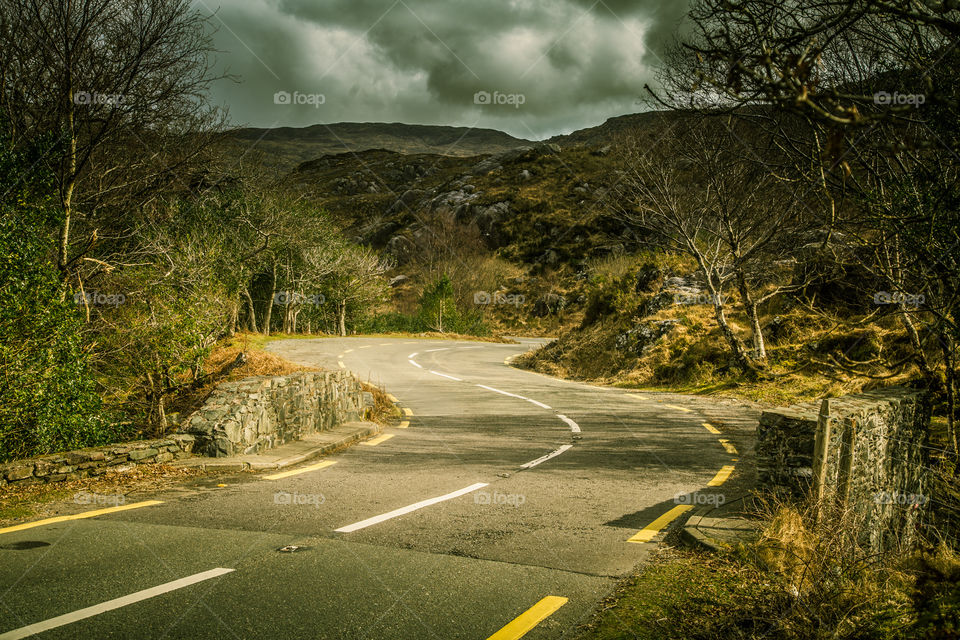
179 371 369 457
0 435 195 486
756 387 931 550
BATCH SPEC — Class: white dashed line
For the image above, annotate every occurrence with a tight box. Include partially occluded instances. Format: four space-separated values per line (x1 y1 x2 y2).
423 348 449 352
476 384 551 409
556 414 581 433
520 444 574 469
429 370 463 381
408 359 423 369
0 568 235 640
335 483 490 533
407 352 418 358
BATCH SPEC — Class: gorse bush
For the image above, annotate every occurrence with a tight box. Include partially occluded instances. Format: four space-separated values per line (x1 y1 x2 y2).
0 210 117 461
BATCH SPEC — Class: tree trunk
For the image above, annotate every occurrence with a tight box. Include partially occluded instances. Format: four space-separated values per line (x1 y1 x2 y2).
263 263 276 335
338 300 347 337
734 270 766 360
940 332 957 456
228 299 238 336
242 286 258 333
900 307 933 377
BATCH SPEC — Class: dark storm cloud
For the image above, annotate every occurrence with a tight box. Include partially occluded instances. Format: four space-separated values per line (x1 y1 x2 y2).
198 0 690 138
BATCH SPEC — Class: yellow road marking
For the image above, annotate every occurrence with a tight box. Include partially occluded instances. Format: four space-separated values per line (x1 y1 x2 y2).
403 407 414 417
702 422 721 434
361 433 395 446
707 465 735 486
487 596 568 640
663 404 692 412
0 501 164 535
397 421 410 429
262 460 337 480
386 394 399 403
718 439 738 455
627 505 693 543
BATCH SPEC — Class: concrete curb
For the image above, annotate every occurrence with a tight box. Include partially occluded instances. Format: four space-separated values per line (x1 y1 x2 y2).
680 511 760 552
173 422 381 472
680 513 722 552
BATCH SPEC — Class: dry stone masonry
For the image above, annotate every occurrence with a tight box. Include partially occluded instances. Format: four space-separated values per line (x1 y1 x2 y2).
179 371 369 457
756 387 931 550
0 436 195 486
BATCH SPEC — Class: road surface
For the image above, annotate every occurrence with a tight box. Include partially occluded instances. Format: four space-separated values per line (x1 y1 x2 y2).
0 337 757 639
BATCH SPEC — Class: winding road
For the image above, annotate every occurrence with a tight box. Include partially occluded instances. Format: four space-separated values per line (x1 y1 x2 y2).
0 337 759 639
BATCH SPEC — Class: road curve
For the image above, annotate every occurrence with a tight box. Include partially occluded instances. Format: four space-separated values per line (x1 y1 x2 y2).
0 336 758 640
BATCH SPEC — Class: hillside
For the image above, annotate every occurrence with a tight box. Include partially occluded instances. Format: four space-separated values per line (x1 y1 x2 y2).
224 122 533 172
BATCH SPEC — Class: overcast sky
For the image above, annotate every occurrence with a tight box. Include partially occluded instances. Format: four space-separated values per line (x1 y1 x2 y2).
196 0 689 139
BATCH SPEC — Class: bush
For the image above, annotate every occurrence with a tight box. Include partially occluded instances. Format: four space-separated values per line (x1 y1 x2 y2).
0 211 117 461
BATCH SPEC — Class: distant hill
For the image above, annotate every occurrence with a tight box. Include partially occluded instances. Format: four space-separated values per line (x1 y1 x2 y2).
546 110 693 148
224 122 533 172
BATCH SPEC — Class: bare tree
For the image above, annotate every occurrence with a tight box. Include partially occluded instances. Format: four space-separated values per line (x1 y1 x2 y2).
0 0 224 279
612 118 816 368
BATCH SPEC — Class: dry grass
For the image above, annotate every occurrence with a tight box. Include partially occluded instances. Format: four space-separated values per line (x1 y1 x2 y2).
0 464 211 526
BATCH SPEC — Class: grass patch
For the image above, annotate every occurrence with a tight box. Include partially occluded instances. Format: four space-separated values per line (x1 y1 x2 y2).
574 548 771 640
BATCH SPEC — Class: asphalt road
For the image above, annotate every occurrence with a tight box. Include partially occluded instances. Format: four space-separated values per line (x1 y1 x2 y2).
0 336 759 640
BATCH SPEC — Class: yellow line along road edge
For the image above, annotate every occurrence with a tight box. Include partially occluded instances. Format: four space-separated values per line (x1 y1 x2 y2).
627 505 693 544
486 596 569 640
262 460 337 481
0 500 164 536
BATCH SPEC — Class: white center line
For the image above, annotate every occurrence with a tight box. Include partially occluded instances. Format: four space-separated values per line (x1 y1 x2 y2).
556 414 581 433
476 384 551 409
0 568 235 640
429 370 463 381
335 483 489 533
520 444 574 469
423 347 450 352
408 359 423 369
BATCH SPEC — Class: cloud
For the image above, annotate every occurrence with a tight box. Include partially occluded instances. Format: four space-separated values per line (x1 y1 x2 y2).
198 0 690 138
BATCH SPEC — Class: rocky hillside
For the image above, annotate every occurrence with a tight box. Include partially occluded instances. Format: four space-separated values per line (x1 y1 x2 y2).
225 122 533 172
